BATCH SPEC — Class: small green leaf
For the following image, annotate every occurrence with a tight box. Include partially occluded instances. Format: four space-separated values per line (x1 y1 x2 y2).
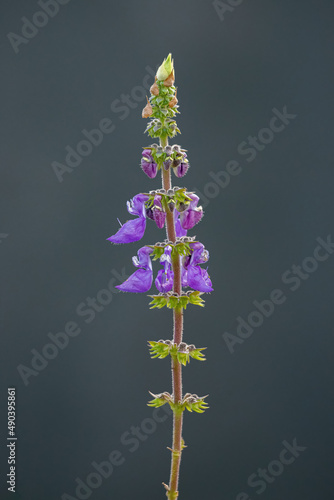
189 348 206 361
147 397 167 408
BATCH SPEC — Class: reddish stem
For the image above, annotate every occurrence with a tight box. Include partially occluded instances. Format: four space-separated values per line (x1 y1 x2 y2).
161 142 184 499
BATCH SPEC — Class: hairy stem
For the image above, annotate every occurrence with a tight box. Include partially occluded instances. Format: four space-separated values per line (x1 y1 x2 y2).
161 134 184 499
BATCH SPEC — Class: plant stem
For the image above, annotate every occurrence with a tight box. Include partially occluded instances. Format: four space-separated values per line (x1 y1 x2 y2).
161 134 184 499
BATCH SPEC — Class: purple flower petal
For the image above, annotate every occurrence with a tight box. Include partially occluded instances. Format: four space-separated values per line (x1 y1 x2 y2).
141 157 157 178
153 209 166 229
155 246 174 292
189 242 209 265
116 268 153 293
181 241 213 292
174 162 189 178
174 210 187 237
132 245 153 270
179 194 203 230
180 208 203 230
187 266 213 293
160 245 172 271
142 149 153 158
163 158 173 170
151 196 166 229
116 246 153 293
127 194 148 217
107 217 146 244
155 268 174 293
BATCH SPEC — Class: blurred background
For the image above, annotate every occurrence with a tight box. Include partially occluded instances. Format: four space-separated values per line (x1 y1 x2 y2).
1 1 334 499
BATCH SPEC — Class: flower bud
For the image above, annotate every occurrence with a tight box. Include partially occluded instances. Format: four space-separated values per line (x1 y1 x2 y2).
174 162 189 178
163 158 173 170
178 342 188 352
156 53 174 81
150 80 159 96
177 202 187 213
152 196 167 229
142 97 153 118
169 89 178 107
141 150 157 178
164 70 175 87
169 95 178 107
153 206 166 229
180 206 203 229
146 207 154 220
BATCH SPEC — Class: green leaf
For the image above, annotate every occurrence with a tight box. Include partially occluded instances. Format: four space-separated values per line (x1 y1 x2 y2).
189 348 206 361
149 296 167 309
148 341 170 359
184 397 209 413
177 352 190 366
188 291 205 307
147 397 167 408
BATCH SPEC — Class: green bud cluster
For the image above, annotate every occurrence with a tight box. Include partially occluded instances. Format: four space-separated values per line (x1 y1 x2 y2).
148 291 205 310
148 391 209 414
143 146 188 172
145 187 193 214
142 54 180 140
148 340 206 365
149 237 196 262
144 115 180 140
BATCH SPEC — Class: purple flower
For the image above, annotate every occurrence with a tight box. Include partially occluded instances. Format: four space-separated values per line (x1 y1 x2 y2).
182 242 213 293
107 194 148 244
116 246 153 293
141 149 157 178
155 246 174 292
179 194 203 230
146 195 166 229
163 158 173 170
174 161 189 178
174 210 187 237
173 153 189 178
107 192 168 244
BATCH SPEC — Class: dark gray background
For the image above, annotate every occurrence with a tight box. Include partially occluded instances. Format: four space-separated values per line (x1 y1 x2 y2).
1 1 334 499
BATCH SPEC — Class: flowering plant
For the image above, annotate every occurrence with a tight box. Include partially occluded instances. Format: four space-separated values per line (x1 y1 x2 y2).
107 54 213 499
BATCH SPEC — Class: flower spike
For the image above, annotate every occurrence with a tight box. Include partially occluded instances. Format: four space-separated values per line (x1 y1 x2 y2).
108 54 213 500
